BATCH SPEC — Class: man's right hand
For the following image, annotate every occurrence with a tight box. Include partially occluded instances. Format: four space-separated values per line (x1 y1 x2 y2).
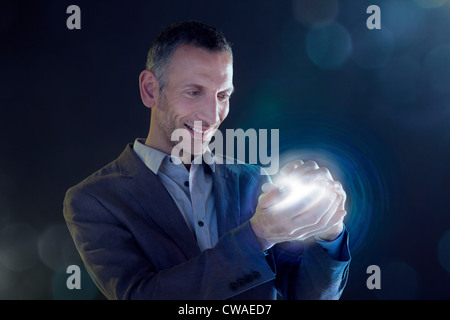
249 160 347 251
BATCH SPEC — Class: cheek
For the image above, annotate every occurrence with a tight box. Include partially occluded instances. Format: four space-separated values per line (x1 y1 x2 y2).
172 97 198 115
163 97 192 123
219 104 230 122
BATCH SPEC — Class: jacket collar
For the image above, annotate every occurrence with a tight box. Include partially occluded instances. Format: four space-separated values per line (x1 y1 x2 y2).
117 144 201 258
116 144 241 257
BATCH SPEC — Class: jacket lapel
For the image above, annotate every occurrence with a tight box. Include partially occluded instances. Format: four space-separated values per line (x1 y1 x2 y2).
116 144 243 255
117 145 201 259
213 164 241 238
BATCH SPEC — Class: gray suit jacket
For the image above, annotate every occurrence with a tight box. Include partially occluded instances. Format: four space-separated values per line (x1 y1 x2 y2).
63 144 350 300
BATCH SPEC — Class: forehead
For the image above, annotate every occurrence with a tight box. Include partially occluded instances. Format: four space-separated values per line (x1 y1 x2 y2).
166 45 233 89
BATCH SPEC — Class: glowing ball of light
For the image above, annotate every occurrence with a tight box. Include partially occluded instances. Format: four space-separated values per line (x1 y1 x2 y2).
271 175 333 211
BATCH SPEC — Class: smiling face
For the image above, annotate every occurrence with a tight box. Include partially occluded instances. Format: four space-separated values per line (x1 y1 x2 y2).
141 45 234 162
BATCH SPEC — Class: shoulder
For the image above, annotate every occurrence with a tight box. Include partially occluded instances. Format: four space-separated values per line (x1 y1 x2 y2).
65 144 138 200
64 158 124 214
63 145 142 224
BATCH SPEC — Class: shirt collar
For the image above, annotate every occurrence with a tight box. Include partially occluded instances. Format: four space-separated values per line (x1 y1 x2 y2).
133 138 167 174
133 138 216 174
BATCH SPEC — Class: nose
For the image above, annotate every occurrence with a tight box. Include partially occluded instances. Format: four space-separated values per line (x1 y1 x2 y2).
198 94 220 127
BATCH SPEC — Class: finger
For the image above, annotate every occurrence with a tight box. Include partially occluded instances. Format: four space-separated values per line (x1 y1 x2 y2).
293 209 346 241
315 194 343 231
287 160 318 177
312 196 346 236
271 180 330 213
303 160 319 169
280 160 304 176
317 167 334 181
258 184 290 210
314 209 347 238
332 181 347 211
289 165 333 184
287 191 338 229
290 193 341 233
261 182 276 193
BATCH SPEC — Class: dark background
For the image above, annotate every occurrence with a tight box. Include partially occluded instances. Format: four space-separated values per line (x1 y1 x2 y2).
1 0 449 299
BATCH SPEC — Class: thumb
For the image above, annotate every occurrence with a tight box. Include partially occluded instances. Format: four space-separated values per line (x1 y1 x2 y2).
258 183 289 210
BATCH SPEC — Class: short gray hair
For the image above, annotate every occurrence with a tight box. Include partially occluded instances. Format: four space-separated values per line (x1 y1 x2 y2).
145 21 233 93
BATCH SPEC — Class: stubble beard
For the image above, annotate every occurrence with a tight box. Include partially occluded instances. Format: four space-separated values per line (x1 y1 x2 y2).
154 97 209 158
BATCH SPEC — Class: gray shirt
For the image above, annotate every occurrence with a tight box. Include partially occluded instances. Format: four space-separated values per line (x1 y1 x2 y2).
133 138 217 251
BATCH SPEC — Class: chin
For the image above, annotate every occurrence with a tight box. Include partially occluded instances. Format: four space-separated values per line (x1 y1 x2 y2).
189 140 209 156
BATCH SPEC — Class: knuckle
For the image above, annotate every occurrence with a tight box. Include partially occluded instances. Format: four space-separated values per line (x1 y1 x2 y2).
276 223 292 235
304 213 321 226
304 160 319 168
333 180 342 189
292 159 304 167
317 216 328 228
257 193 266 205
281 160 305 175
318 167 331 176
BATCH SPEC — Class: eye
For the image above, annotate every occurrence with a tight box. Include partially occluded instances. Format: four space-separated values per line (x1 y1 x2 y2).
218 93 231 101
187 91 200 96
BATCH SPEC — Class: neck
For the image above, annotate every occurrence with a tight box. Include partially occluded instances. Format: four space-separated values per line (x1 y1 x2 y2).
145 133 196 171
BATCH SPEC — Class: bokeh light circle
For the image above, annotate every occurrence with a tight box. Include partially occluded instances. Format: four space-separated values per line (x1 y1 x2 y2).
305 22 352 70
38 224 82 271
0 223 39 272
351 27 394 69
383 1 426 48
414 0 448 8
425 44 450 93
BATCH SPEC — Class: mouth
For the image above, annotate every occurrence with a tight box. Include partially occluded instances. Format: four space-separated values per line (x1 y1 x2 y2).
184 121 218 138
184 123 207 134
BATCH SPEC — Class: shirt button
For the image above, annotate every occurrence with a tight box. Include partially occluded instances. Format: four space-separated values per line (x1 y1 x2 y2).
198 221 204 227
184 181 189 187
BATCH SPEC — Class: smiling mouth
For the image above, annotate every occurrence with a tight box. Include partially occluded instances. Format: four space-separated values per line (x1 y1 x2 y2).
184 123 210 134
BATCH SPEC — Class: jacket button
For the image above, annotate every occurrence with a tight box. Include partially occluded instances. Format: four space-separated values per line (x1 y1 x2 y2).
252 271 261 280
245 274 254 284
237 278 246 287
229 282 239 291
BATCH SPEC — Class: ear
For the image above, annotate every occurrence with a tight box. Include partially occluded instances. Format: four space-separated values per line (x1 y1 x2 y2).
139 70 160 109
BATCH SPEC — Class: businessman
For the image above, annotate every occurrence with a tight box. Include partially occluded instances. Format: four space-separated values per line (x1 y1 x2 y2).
63 21 351 300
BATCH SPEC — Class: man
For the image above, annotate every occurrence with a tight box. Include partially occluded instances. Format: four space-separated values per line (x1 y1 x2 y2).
63 21 351 300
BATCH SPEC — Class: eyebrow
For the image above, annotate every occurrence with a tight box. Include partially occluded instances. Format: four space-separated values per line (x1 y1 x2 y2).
183 83 234 94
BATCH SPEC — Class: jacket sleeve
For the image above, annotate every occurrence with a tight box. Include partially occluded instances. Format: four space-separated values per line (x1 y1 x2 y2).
252 166 351 300
269 228 351 300
63 187 277 300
